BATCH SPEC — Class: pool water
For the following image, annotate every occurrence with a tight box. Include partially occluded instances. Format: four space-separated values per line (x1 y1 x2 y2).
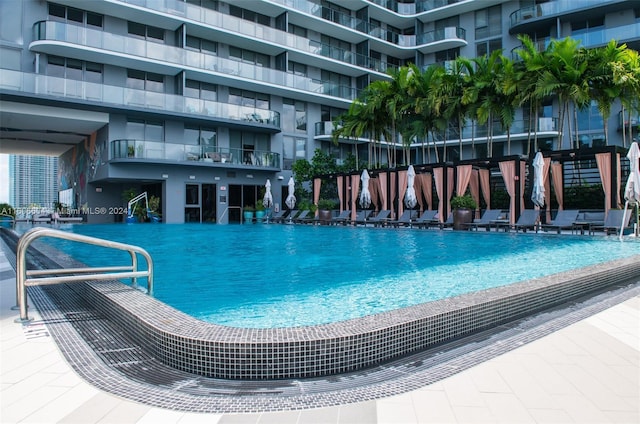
41 223 640 328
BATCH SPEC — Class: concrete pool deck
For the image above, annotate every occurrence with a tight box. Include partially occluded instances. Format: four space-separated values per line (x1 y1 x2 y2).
1 246 639 423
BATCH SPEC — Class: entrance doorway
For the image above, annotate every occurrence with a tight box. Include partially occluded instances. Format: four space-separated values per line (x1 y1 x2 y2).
184 183 217 223
228 184 262 223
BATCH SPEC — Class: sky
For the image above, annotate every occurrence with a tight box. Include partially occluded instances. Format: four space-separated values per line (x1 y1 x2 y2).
0 154 8 203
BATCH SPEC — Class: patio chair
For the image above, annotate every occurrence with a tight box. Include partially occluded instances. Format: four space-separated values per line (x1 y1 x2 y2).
267 209 288 223
429 212 454 229
353 210 373 225
590 209 632 235
412 210 438 228
462 209 503 231
498 209 540 233
330 210 351 225
387 210 418 227
366 209 391 226
540 210 579 234
292 209 312 223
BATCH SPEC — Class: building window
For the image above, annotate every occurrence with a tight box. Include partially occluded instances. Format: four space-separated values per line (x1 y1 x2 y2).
229 46 270 67
282 136 307 169
126 119 164 142
185 79 217 101
46 55 103 82
321 70 351 98
185 36 217 54
288 23 307 37
283 98 307 133
128 21 164 42
127 69 164 93
185 126 217 148
475 5 501 39
185 0 218 10
229 5 270 26
476 38 502 57
48 3 103 28
287 61 307 77
228 88 270 109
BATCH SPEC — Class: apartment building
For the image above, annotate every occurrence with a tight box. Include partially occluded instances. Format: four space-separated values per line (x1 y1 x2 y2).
8 155 58 211
0 0 638 223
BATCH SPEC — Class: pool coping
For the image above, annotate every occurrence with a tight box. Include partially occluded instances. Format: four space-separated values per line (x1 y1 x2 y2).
6 228 640 380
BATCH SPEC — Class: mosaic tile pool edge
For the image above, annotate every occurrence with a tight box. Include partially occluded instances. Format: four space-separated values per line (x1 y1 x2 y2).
5 229 640 380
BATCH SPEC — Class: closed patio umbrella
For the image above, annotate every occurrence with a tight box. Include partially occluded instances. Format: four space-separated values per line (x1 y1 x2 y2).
621 142 640 238
360 169 371 208
531 151 545 207
405 165 417 209
263 179 273 208
285 176 296 209
624 141 640 204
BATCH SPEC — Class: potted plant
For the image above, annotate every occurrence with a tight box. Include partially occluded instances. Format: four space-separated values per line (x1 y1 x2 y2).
450 194 477 230
254 202 266 222
317 199 337 224
127 145 135 157
243 205 255 223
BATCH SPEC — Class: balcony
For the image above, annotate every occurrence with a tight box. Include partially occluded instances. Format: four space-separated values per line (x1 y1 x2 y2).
509 0 630 34
317 118 559 146
0 69 281 129
30 21 358 104
110 140 280 168
415 27 466 53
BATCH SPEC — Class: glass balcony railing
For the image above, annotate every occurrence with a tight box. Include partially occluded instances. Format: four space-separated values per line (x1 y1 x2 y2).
320 118 559 145
510 0 619 29
417 27 466 45
0 69 281 127
367 0 464 15
32 21 358 102
110 139 280 168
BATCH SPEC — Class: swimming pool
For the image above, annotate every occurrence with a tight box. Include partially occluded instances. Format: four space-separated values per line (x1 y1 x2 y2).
7 224 640 379
44 223 640 328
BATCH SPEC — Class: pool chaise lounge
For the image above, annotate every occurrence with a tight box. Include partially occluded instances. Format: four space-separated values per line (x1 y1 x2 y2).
4 227 638 381
463 209 504 231
540 210 580 233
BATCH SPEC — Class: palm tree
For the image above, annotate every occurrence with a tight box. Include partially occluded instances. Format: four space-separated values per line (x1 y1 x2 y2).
536 37 589 150
514 34 547 154
439 58 472 160
407 64 445 163
466 50 502 157
586 40 628 146
617 47 640 147
495 53 518 155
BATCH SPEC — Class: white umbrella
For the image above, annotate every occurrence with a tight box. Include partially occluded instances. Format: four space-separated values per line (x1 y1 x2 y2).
263 179 273 208
404 165 417 208
624 141 640 203
531 151 545 207
359 169 371 208
285 176 296 209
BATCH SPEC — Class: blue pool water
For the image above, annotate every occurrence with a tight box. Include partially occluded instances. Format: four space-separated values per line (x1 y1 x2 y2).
38 224 640 328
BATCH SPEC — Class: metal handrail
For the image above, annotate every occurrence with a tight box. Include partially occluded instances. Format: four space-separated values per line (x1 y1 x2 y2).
15 227 153 323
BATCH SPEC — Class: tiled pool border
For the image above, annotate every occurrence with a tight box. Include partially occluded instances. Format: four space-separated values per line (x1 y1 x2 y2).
5 228 640 381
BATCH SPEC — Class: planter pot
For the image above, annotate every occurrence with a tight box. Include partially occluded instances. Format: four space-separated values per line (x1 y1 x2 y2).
243 211 254 223
318 209 332 224
453 208 473 230
255 210 266 222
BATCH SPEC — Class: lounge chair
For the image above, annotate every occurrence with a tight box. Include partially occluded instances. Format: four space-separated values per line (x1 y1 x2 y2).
540 210 579 234
462 209 503 231
353 210 373 225
331 210 351 225
366 209 391 226
388 210 418 227
412 210 438 228
267 209 288 223
590 209 632 235
428 212 453 229
498 209 540 233
292 210 312 223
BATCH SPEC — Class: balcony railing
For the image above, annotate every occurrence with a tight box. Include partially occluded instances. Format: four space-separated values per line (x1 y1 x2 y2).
510 0 617 29
320 118 559 145
111 140 280 168
417 27 466 45
31 21 358 102
0 69 280 127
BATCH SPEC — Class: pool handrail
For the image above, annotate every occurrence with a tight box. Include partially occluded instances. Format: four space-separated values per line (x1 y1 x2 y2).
14 227 153 323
